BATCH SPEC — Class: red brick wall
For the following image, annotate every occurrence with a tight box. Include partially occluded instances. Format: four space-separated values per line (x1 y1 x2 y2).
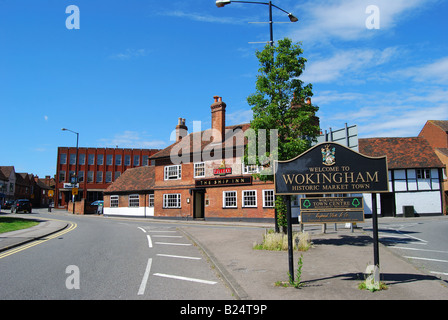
419 122 448 149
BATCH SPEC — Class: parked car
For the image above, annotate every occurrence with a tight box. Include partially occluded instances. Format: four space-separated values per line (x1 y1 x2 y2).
2 200 14 209
11 199 32 213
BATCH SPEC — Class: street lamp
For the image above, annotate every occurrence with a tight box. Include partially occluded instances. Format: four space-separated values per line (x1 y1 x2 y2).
216 0 298 45
61 128 79 214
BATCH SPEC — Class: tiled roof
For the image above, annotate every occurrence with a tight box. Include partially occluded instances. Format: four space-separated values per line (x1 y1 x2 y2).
105 166 155 194
359 137 444 169
150 123 251 160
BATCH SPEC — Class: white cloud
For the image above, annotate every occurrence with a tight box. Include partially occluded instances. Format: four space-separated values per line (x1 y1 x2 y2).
391 56 448 84
289 0 433 44
302 47 400 84
317 88 448 137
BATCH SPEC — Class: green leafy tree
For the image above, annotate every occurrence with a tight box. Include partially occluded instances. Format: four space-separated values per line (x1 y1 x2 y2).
245 38 319 231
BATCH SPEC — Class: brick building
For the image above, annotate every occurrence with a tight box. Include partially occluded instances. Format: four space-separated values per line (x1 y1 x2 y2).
104 96 281 221
55 147 159 211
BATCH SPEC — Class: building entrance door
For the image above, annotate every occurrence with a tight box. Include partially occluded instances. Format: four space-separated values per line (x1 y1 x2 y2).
193 190 205 219
380 193 395 217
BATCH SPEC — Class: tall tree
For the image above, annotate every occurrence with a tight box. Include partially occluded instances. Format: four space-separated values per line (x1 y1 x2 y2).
245 38 319 231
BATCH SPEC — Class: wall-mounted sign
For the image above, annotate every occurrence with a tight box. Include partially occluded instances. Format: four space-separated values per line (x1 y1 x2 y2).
274 142 388 195
213 167 232 176
213 161 232 176
196 176 252 188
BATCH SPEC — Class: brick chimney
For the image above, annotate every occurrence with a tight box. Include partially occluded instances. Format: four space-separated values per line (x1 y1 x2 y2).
211 96 226 142
175 118 188 142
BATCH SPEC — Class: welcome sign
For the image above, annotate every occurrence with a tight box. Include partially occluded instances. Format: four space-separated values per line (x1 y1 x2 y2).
274 142 388 195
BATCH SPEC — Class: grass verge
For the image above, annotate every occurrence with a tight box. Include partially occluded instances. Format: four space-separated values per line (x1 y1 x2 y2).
0 217 39 234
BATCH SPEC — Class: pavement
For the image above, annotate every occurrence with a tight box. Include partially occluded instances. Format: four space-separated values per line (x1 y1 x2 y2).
1 209 447 300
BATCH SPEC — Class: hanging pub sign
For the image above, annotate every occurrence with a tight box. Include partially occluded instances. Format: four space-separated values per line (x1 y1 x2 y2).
274 142 389 195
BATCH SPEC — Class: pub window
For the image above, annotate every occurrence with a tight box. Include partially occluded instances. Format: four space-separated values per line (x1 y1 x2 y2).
148 194 154 207
164 165 182 180
223 191 237 208
111 195 119 208
194 162 205 178
59 171 66 182
242 190 257 207
163 194 181 208
79 154 85 165
125 155 131 166
87 171 94 183
60 153 67 164
263 190 275 207
105 171 112 183
243 164 262 174
115 155 122 165
69 154 76 165
106 155 113 165
78 171 84 183
88 154 95 165
129 194 140 207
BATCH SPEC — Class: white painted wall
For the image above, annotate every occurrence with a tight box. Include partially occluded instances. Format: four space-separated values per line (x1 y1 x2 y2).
104 207 154 217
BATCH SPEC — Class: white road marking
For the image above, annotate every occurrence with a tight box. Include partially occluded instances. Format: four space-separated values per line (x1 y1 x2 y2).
430 271 448 276
138 227 146 233
147 235 153 248
138 258 152 295
155 242 191 246
157 253 202 260
393 246 448 254
404 256 448 263
153 273 217 285
152 235 183 238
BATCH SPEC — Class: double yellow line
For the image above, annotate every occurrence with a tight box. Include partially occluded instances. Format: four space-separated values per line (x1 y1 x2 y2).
0 219 77 260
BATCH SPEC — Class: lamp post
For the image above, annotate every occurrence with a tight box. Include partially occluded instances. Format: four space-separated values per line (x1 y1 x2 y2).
216 0 298 46
61 128 79 214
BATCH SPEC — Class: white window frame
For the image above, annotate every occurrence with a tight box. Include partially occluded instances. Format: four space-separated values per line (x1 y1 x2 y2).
263 189 275 208
163 194 181 208
223 191 237 208
164 165 182 180
129 194 140 207
242 164 262 174
148 194 154 207
194 162 205 178
242 190 257 208
110 195 119 208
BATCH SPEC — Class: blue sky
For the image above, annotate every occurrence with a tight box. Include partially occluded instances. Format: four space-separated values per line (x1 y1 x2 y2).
0 0 447 177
